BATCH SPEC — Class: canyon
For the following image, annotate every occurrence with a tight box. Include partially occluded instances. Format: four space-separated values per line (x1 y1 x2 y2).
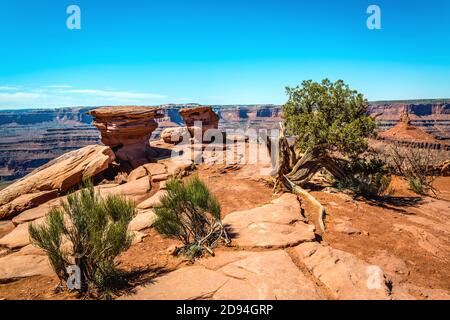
0 100 449 182
0 105 449 300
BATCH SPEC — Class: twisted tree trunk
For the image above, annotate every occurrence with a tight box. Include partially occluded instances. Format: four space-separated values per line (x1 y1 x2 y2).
267 123 347 233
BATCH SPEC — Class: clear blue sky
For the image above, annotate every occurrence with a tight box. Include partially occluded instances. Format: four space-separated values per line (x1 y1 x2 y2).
0 0 449 108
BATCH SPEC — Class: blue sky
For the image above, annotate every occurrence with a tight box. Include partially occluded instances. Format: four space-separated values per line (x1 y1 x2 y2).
0 0 449 108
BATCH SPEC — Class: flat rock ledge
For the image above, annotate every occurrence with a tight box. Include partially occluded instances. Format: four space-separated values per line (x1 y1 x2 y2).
222 193 316 249
293 242 392 300
120 250 322 300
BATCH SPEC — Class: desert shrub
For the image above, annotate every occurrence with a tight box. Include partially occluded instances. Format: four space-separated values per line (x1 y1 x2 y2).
29 181 136 296
408 178 427 195
336 156 392 198
153 177 229 259
386 144 440 195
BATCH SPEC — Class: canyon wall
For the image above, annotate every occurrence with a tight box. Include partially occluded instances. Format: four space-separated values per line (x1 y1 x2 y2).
0 101 449 181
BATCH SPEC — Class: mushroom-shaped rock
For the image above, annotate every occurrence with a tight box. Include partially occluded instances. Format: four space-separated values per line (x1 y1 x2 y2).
0 145 115 220
88 106 164 167
179 106 219 134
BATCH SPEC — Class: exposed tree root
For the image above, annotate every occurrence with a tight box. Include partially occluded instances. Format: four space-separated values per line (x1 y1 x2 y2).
284 175 326 234
266 122 338 234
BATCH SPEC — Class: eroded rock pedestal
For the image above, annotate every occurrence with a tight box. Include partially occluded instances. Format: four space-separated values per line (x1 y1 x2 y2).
161 106 222 144
88 106 164 167
179 106 219 132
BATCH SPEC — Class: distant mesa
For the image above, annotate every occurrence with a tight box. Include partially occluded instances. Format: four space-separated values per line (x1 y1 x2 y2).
87 106 164 168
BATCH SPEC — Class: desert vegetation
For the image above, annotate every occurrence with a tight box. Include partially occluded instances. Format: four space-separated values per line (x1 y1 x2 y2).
153 176 229 259
28 181 136 298
383 143 446 196
270 79 377 191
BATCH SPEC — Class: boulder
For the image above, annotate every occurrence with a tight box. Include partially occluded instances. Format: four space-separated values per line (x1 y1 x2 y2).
97 177 151 204
0 218 44 250
137 190 167 209
222 193 316 249
161 127 190 144
0 145 115 219
0 221 15 239
129 210 157 231
127 166 149 182
87 106 164 167
293 242 392 300
12 196 65 225
0 252 53 281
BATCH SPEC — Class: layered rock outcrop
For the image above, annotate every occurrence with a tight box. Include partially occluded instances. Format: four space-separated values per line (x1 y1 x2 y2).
88 106 164 167
160 107 221 144
179 106 219 134
0 145 115 220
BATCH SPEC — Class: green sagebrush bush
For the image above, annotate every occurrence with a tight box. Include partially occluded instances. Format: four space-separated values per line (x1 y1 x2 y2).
28 181 136 296
153 176 229 259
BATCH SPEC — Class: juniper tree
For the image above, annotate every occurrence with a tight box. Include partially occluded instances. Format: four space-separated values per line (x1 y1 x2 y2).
29 181 136 296
272 79 377 190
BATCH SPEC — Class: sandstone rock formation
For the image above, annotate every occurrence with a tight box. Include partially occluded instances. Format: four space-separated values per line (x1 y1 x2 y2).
378 110 450 150
160 127 190 144
293 242 392 300
128 209 157 232
222 193 315 249
137 190 167 209
379 111 438 143
120 250 322 300
0 251 53 281
179 106 219 134
0 145 115 219
87 106 164 167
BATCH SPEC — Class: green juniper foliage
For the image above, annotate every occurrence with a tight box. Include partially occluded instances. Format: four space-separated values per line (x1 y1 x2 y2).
29 180 136 296
284 79 377 158
154 177 227 258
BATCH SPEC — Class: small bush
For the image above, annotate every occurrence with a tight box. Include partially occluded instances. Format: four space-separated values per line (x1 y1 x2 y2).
153 177 229 259
337 156 392 198
29 181 136 297
409 178 427 195
386 144 439 195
